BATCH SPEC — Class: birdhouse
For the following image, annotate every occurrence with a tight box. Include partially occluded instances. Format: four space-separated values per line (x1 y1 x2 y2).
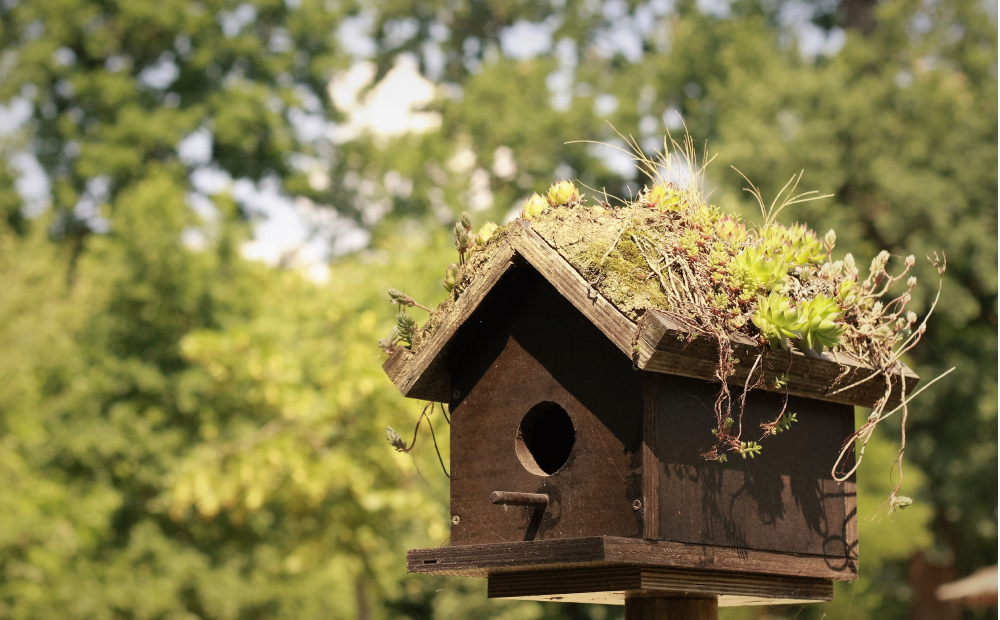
383 220 917 613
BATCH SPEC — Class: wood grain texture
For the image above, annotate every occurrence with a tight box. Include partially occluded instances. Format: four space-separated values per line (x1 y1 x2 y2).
642 373 659 540
446 267 644 545
841 409 860 560
625 597 719 618
506 221 638 359
636 309 918 410
488 566 832 603
381 241 516 401
382 220 917 410
649 374 856 558
407 536 858 581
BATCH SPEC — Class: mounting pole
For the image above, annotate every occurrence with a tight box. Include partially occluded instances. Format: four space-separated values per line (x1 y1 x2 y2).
624 596 718 620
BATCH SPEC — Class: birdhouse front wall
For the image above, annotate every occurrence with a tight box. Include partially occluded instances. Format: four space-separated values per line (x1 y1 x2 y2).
445 265 645 545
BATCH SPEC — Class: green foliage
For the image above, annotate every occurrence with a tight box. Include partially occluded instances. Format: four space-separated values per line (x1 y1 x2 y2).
770 412 798 435
520 193 549 220
737 441 762 459
546 180 581 206
751 291 800 348
732 246 787 293
793 294 845 353
0 0 994 616
395 310 418 348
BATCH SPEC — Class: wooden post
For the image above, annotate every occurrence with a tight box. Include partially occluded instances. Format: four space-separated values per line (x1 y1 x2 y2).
625 596 718 620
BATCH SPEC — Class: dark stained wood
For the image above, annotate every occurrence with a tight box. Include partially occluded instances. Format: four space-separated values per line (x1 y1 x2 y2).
508 221 637 359
643 373 660 540
383 221 918 410
647 373 856 558
407 536 858 581
625 597 719 619
382 241 516 401
489 566 831 607
447 266 644 545
635 309 918 410
841 409 860 559
491 491 549 506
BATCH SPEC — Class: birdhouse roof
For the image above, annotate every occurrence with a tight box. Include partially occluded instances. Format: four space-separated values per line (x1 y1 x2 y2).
383 220 917 408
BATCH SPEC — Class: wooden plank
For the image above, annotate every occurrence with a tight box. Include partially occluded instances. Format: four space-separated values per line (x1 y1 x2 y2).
488 566 832 602
495 592 827 607
603 537 856 581
407 536 858 581
625 598 719 619
642 373 659 540
382 242 516 401
448 305 644 545
489 565 640 597
636 309 918 409
650 374 855 558
408 537 608 578
842 410 860 560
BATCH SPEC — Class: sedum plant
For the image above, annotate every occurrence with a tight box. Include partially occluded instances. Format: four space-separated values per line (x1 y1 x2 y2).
546 179 581 206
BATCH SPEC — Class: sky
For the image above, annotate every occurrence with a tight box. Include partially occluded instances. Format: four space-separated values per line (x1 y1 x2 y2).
0 3 845 283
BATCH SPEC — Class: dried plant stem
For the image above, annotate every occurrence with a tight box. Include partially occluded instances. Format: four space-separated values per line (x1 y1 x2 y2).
398 402 451 479
832 367 954 482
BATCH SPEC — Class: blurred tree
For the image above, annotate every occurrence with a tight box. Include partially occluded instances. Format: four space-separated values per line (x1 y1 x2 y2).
0 0 995 618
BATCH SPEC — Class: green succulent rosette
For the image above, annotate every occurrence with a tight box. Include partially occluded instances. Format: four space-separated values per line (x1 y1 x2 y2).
792 294 845 353
751 292 801 349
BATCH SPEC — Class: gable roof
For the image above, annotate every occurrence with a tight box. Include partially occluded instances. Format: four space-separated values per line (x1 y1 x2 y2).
383 220 918 409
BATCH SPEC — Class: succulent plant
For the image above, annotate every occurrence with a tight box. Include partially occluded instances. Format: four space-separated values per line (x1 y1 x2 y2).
520 193 548 220
785 224 826 265
387 288 431 312
793 294 845 353
453 222 474 258
837 277 860 306
770 412 798 434
823 229 836 254
546 180 580 206
738 441 762 459
760 224 790 255
378 326 400 354
385 426 408 452
751 292 800 349
442 262 458 292
477 221 498 246
645 183 683 212
395 311 418 347
733 247 787 292
692 203 721 228
716 215 748 244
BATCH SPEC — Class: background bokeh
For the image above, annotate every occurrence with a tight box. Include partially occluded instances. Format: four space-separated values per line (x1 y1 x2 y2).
0 0 995 618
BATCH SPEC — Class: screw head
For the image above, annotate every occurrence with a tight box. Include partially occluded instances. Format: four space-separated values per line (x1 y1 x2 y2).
632 499 642 511
451 515 461 525
452 389 461 400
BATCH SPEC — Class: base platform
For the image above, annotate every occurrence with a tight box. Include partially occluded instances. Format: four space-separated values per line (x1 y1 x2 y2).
408 536 854 607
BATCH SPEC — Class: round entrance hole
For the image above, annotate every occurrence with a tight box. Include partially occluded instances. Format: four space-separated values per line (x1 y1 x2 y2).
515 402 575 476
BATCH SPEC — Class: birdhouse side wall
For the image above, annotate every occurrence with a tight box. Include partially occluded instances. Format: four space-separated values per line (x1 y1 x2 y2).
644 372 858 563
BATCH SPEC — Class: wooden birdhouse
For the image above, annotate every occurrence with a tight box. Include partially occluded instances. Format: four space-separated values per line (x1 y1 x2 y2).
383 220 917 617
